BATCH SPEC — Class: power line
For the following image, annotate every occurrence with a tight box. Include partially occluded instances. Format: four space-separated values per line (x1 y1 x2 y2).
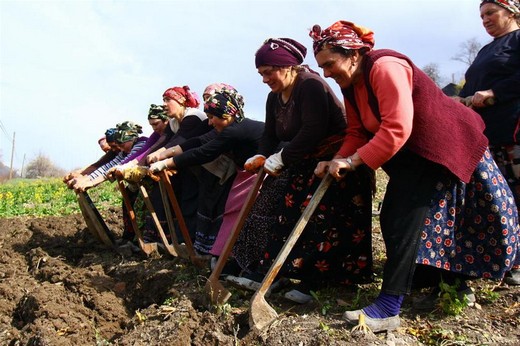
0 120 13 142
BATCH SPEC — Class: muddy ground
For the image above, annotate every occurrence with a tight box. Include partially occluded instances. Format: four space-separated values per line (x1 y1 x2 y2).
0 208 519 346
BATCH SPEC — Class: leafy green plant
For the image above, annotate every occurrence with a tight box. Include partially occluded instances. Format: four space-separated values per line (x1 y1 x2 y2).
310 290 333 316
438 280 470 316
0 178 120 217
479 287 499 304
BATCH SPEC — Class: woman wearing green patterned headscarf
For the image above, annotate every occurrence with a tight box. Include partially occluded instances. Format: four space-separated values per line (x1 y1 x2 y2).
115 121 144 153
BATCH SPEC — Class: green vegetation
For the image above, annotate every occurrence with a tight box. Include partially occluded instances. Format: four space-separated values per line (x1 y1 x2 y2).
0 178 121 217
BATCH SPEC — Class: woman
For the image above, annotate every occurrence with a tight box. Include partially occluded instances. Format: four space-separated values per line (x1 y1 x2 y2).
106 105 173 244
456 0 520 286
150 84 265 256
63 127 119 187
72 121 148 192
147 86 212 242
227 37 374 304
310 20 519 332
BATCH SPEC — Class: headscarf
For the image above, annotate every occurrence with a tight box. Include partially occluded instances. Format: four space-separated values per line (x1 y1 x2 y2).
115 121 143 143
255 37 307 68
480 0 520 14
104 128 117 143
309 20 375 55
203 83 245 109
204 83 234 99
147 104 168 120
162 85 200 108
203 86 245 123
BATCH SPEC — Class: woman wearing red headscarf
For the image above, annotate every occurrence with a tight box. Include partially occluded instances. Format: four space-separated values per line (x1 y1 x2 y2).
226 37 375 304
146 85 213 243
311 20 519 332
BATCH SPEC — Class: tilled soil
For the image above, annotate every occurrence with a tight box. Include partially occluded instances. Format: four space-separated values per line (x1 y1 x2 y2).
0 210 519 345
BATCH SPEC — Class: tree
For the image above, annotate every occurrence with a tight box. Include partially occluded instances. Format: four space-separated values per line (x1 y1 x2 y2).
25 153 65 178
422 63 443 86
452 37 482 67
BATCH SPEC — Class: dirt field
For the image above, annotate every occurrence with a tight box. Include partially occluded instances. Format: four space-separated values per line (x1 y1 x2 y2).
0 209 519 345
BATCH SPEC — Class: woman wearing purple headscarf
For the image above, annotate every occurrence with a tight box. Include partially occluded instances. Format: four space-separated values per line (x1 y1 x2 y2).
225 37 375 304
311 20 519 332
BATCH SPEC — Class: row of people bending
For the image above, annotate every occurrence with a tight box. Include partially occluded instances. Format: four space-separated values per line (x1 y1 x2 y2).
64 15 519 333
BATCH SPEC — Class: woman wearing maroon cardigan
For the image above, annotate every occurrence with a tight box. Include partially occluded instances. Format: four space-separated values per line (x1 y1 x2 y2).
311 20 519 332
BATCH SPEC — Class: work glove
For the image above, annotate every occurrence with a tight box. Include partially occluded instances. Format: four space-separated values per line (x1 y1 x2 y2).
264 149 284 176
122 166 148 183
149 160 169 173
244 154 266 173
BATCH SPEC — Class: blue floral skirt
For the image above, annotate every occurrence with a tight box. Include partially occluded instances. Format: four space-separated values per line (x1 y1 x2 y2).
417 149 519 279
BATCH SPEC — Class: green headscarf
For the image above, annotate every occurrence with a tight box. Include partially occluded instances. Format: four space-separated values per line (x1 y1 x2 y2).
115 121 143 143
148 104 168 121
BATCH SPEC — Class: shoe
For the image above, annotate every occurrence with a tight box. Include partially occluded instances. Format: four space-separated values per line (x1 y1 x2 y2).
343 309 400 333
284 289 312 304
413 287 476 310
117 239 141 253
225 274 262 291
504 269 520 285
210 256 218 271
225 272 288 294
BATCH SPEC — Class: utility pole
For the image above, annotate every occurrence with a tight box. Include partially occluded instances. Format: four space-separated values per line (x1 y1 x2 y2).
9 132 15 180
21 154 26 178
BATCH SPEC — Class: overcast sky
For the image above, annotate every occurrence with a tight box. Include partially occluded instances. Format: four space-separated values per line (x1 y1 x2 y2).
0 0 491 173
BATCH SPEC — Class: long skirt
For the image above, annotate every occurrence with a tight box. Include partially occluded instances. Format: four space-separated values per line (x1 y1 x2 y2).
209 169 258 256
416 149 519 279
489 144 520 269
193 168 234 255
233 157 374 285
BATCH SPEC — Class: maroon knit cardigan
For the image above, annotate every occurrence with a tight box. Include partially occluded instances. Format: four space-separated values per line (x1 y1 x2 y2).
343 49 488 183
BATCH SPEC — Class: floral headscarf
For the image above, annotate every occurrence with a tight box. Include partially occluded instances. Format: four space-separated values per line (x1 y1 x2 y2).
115 121 143 143
203 86 245 123
104 128 117 143
203 83 245 108
309 20 375 55
255 37 307 68
162 85 200 108
147 104 168 121
481 0 520 14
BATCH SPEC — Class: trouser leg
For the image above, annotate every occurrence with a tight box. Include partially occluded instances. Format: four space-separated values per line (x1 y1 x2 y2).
380 151 442 295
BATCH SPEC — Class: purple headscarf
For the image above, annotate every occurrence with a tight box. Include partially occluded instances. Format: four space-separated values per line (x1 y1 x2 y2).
255 38 307 68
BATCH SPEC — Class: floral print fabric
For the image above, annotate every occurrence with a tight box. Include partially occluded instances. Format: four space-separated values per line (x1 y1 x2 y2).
417 149 519 279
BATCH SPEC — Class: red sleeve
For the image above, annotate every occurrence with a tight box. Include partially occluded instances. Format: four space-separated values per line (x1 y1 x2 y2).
354 57 414 169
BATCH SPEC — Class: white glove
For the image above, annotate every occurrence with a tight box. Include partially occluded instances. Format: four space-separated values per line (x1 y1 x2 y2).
149 160 169 173
264 149 284 176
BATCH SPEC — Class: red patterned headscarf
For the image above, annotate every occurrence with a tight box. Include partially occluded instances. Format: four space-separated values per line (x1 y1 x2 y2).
480 0 520 14
309 20 375 55
162 85 200 108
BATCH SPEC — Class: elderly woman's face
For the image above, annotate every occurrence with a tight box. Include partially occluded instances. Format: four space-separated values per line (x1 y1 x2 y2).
315 49 359 89
257 66 292 94
480 3 518 37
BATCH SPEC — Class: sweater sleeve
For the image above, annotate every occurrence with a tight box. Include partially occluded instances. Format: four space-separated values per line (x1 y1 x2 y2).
356 57 414 169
